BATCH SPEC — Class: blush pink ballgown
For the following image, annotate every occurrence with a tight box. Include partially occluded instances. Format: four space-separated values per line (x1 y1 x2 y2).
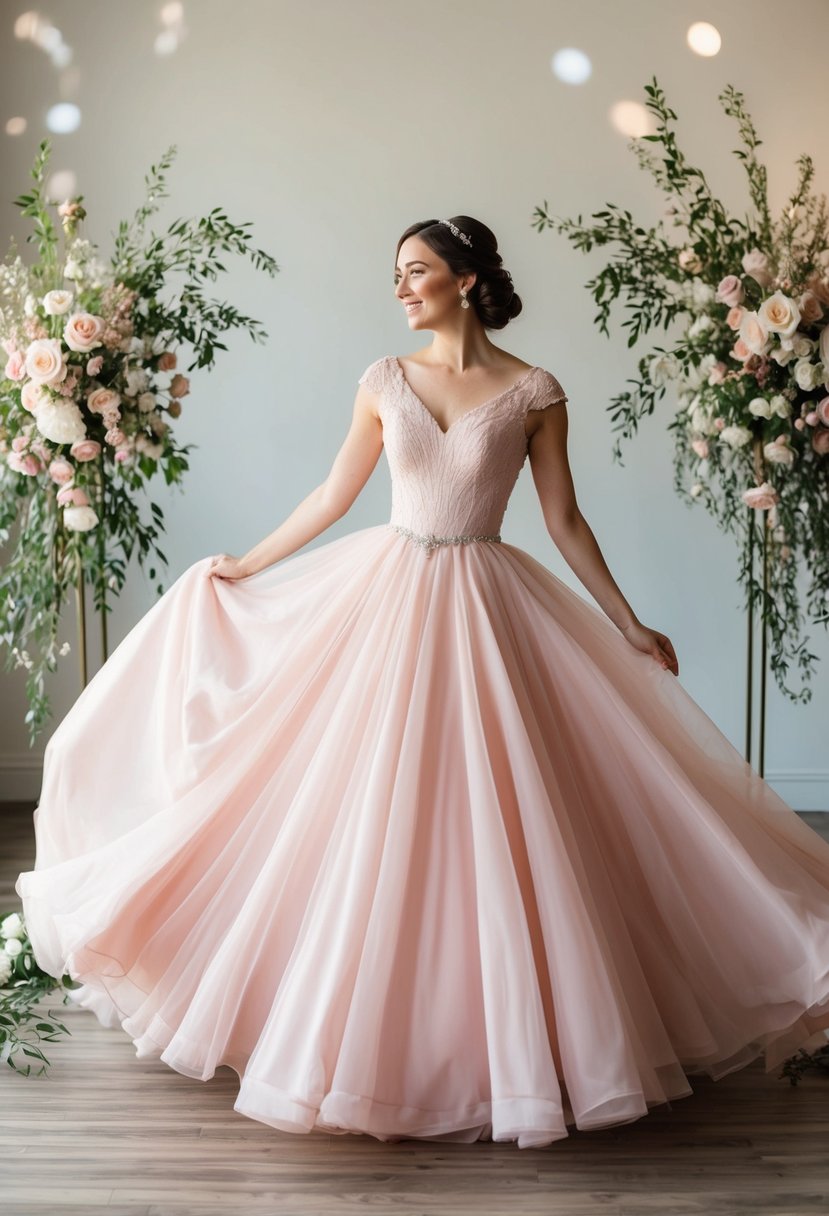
15 354 829 1149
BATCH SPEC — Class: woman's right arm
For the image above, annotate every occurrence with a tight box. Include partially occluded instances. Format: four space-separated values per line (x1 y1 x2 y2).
213 382 384 579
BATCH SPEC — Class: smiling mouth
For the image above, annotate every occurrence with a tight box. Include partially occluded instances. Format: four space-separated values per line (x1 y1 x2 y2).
404 302 422 313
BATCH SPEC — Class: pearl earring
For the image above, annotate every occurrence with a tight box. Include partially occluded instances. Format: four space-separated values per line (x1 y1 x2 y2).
459 289 470 310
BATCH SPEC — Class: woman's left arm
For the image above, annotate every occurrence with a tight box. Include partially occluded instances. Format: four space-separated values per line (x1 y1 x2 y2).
527 402 679 676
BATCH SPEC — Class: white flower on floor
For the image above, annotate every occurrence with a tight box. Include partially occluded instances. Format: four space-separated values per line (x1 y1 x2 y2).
0 912 24 939
0 952 11 984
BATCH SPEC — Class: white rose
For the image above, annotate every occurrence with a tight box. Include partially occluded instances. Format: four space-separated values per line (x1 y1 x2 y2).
63 504 99 531
0 951 11 984
790 334 813 358
43 289 74 316
3 937 22 957
34 399 87 444
0 912 24 939
770 346 796 366
764 439 796 467
748 397 772 419
793 358 820 391
757 291 801 338
770 394 792 418
137 391 157 414
64 259 81 280
720 425 752 448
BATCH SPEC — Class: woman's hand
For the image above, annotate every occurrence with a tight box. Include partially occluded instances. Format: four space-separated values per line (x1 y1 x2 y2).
620 620 679 676
207 554 252 581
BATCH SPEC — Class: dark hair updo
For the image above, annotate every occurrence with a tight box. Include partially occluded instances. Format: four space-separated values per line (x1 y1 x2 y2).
395 216 523 330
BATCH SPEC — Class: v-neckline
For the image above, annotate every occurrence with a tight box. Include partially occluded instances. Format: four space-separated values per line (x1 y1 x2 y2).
392 356 539 436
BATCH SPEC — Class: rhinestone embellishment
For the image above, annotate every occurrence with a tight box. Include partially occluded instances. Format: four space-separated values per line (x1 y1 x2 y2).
390 523 501 554
438 218 473 247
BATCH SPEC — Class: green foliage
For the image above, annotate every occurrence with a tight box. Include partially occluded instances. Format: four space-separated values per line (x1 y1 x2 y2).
533 77 829 704
0 140 279 742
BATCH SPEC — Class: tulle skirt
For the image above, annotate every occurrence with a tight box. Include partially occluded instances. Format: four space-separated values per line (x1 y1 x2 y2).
15 523 829 1148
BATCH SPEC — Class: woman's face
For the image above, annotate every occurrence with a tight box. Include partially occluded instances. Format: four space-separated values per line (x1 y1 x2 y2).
393 235 472 330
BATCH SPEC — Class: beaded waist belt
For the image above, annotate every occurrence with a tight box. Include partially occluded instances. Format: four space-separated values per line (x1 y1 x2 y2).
389 523 502 554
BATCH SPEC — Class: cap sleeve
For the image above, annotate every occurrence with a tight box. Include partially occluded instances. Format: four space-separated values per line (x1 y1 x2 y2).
358 356 386 395
526 369 568 412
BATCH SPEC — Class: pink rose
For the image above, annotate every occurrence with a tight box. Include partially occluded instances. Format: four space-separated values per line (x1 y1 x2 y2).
48 457 74 484
20 380 50 412
114 448 130 463
24 338 68 387
742 482 779 509
707 361 727 385
794 417 805 431
730 337 752 362
805 410 819 425
56 484 90 507
812 427 829 455
716 275 744 307
4 350 25 381
63 311 105 353
69 438 101 462
11 435 28 452
691 438 709 458
725 305 744 331
169 373 190 399
157 351 177 371
87 386 121 415
713 417 725 431
816 396 829 426
86 354 104 376
7 450 42 476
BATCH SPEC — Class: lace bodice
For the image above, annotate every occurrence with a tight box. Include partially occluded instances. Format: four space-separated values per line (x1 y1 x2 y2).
358 355 567 539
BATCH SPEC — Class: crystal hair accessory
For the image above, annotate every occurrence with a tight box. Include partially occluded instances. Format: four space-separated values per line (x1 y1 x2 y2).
438 219 473 248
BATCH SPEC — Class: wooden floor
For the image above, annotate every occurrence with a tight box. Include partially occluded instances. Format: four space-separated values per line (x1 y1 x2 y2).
2 800 828 1215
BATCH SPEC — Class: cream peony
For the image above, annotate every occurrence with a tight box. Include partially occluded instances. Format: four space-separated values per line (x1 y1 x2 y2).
34 399 87 445
758 291 800 338
63 504 99 531
63 311 105 353
70 438 102 462
748 397 772 419
720 425 752 448
24 338 69 387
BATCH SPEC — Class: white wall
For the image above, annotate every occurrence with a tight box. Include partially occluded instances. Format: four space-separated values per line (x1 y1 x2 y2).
1 0 827 807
